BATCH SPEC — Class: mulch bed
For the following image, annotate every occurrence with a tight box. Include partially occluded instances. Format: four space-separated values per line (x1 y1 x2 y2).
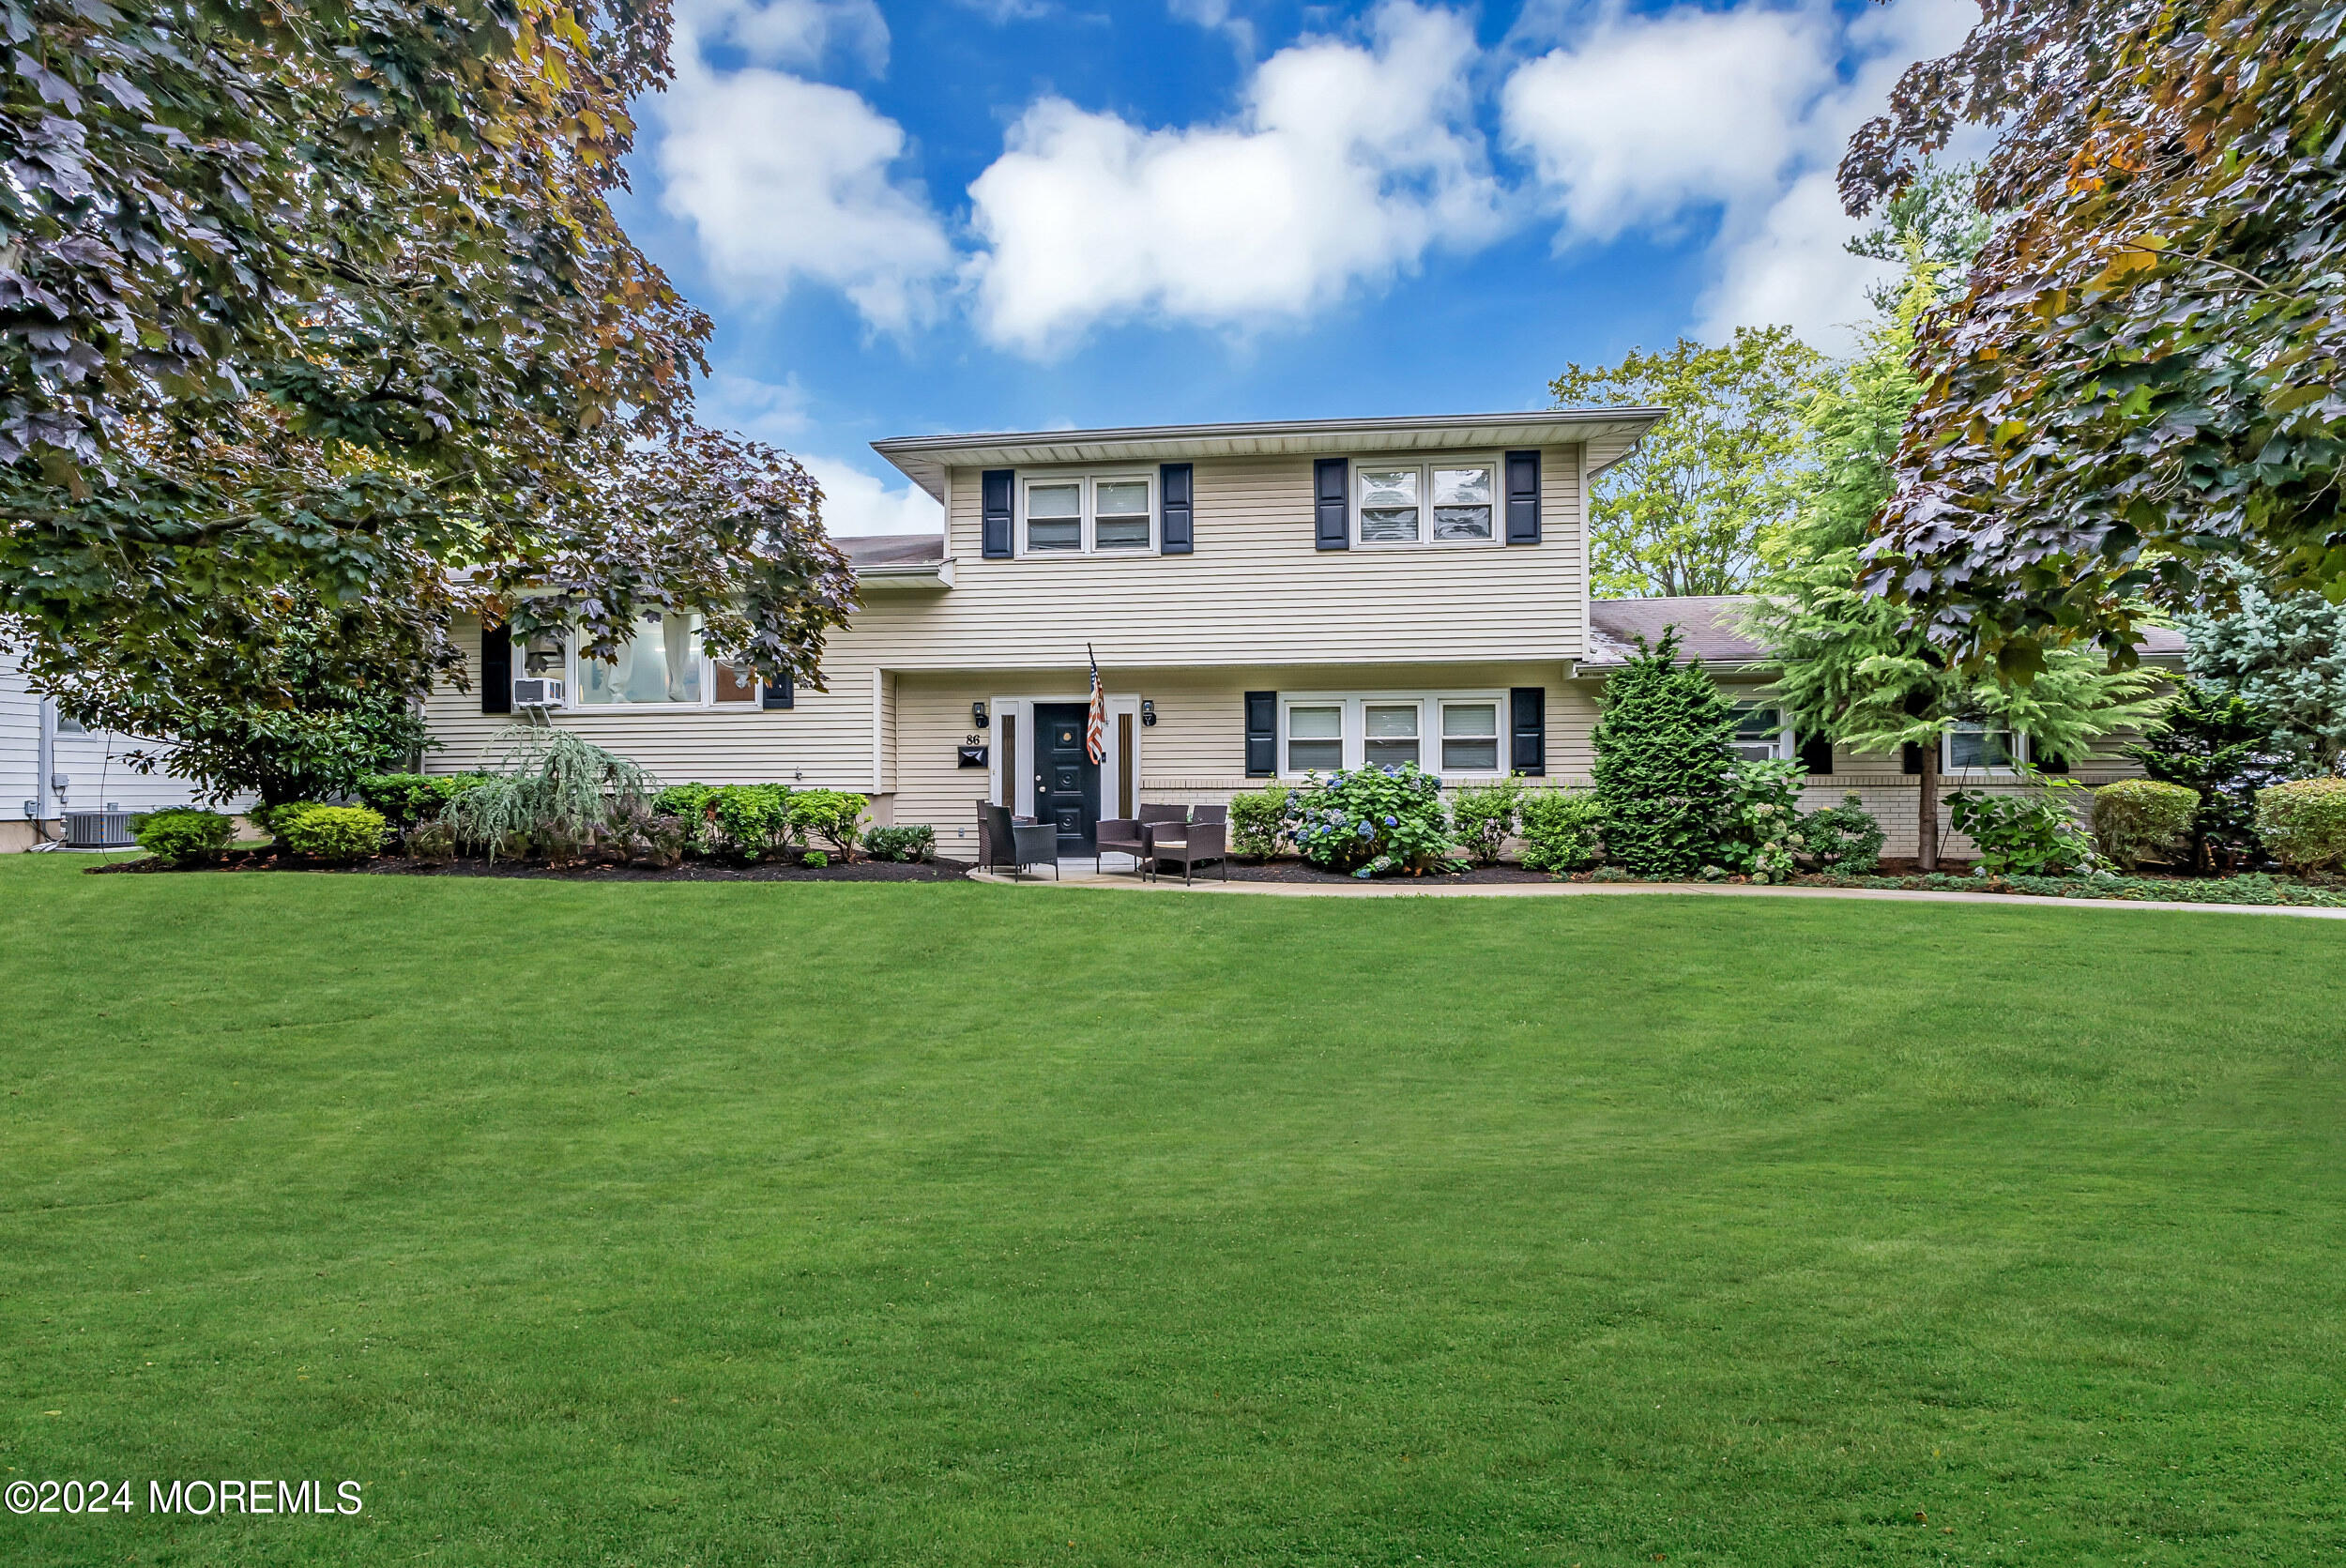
90 850 975 883
1223 859 1558 885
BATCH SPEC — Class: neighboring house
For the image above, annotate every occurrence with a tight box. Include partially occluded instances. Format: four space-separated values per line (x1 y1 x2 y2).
417 410 2177 861
0 656 226 851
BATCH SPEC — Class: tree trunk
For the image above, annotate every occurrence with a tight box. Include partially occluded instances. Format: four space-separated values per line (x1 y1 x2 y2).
1916 740 1940 872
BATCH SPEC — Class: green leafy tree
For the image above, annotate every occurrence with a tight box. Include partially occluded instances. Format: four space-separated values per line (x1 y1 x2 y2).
1746 264 2164 867
1550 327 1826 597
2125 683 2309 871
1 0 857 769
1590 628 1738 876
1843 0 2346 672
2176 572 2346 770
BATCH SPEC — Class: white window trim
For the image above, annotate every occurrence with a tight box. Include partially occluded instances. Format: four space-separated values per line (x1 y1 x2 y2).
1729 699 1797 763
1351 452 1504 550
1942 721 2032 776
1277 692 1512 780
558 620 768 711
1016 469 1158 557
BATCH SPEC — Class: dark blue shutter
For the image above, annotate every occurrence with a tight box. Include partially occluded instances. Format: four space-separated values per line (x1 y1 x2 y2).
1313 458 1348 550
1159 463 1193 554
1509 687 1546 776
1901 742 1925 774
981 469 1013 559
1245 691 1277 777
2034 738 2069 775
1799 733 1836 775
1504 450 1542 544
480 622 511 714
762 678 794 710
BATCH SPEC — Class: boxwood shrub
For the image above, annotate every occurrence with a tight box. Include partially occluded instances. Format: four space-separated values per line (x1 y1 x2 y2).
2091 779 2200 871
2255 776 2346 874
131 808 237 865
277 804 388 863
1227 783 1289 860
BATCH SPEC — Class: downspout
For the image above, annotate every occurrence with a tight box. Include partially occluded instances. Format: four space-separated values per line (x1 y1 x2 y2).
31 694 59 846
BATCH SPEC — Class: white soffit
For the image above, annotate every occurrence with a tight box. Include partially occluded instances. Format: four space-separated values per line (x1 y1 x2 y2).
869 408 1668 502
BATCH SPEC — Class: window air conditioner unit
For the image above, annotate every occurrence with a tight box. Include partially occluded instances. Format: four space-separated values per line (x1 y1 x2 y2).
512 677 566 708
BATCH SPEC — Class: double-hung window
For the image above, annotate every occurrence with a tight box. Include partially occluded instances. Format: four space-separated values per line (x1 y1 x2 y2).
1944 718 2021 771
1355 459 1498 546
1023 474 1154 555
1729 701 1793 762
1286 704 1345 772
570 613 761 708
1280 693 1508 777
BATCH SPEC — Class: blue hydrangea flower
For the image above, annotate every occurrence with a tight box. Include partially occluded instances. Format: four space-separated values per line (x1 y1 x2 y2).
1383 814 1397 827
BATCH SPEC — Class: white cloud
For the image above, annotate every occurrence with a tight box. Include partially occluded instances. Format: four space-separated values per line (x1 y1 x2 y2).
964 1 1504 356
1168 0 1257 56
672 0 890 73
654 65 953 331
805 456 945 536
1501 0 1982 348
1501 7 1834 241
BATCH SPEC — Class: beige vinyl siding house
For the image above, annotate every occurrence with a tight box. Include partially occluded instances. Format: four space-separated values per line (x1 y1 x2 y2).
417 409 2174 864
1 655 238 851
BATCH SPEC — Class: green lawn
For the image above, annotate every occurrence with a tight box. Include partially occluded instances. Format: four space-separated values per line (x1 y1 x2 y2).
2 859 2342 1566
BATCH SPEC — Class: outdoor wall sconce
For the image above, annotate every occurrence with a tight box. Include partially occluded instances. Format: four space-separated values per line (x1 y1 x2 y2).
971 701 989 727
1140 699 1157 727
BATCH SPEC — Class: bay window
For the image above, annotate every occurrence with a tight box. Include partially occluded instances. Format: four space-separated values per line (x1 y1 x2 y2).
1355 458 1498 546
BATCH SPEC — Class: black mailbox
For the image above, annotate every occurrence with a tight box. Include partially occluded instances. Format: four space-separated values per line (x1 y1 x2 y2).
957 744 989 769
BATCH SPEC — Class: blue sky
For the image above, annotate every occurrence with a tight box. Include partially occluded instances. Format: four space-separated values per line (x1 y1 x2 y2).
617 0 1978 532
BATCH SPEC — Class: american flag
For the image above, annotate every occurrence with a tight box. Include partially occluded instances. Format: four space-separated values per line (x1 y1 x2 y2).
1085 644 1107 765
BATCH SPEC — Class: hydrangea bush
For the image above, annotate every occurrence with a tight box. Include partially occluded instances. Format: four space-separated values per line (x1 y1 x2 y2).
1281 764 1452 876
1717 759 1805 883
1945 776 2096 875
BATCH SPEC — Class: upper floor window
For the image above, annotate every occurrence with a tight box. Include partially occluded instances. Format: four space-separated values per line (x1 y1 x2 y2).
1356 459 1498 546
1023 473 1154 555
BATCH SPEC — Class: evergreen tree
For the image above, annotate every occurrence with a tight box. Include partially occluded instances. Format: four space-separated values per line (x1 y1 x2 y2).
1745 260 2164 868
1591 629 1738 876
2125 683 2310 871
2176 571 2346 771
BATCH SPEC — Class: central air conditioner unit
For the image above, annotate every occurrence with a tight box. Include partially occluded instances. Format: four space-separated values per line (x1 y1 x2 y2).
512 677 567 708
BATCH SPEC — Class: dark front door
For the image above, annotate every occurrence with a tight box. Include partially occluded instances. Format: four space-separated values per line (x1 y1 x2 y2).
1032 703 1101 855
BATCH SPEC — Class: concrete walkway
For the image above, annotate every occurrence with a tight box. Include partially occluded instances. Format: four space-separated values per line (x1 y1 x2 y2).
968 864 2346 921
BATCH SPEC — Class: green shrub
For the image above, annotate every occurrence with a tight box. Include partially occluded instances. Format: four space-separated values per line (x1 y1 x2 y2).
1945 776 2095 874
708 784 792 860
861 824 936 862
404 819 458 864
277 804 388 862
131 808 237 865
1591 629 1739 875
2126 681 2308 870
800 849 830 869
2092 779 2201 871
1718 759 1805 883
248 799 318 839
1227 783 1289 860
1516 789 1604 874
2255 776 2346 873
789 788 869 859
1282 764 1452 876
443 728 659 863
1792 792 1885 874
1449 775 1526 866
355 772 495 830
